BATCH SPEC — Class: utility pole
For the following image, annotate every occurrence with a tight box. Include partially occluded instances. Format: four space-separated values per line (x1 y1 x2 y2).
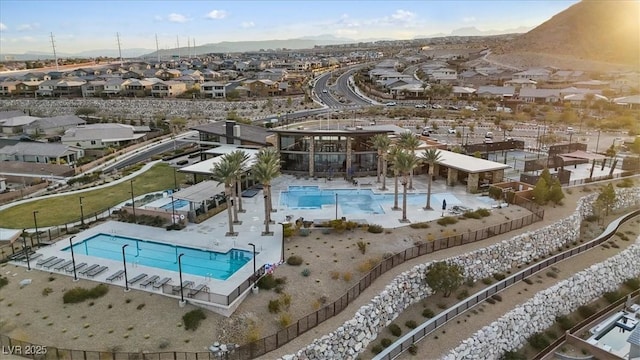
50 33 59 72
116 32 123 66
155 34 160 63
176 36 180 59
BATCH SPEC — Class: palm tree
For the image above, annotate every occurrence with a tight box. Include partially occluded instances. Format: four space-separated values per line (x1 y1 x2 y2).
371 134 391 189
388 146 402 211
421 148 442 210
393 150 421 222
398 132 420 189
252 148 281 234
211 155 240 236
227 150 250 219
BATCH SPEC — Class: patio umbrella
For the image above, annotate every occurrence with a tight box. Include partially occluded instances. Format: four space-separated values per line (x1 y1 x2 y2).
442 199 447 216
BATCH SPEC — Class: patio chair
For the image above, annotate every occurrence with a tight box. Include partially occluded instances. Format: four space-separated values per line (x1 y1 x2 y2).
53 260 73 271
140 275 159 288
153 277 171 289
172 280 194 294
106 270 125 282
36 256 57 267
188 284 209 297
87 266 108 278
127 273 148 285
78 264 99 275
66 262 87 273
43 258 65 270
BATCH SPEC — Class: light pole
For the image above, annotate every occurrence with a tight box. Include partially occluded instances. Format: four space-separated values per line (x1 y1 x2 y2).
248 243 257 289
79 196 85 227
22 230 30 271
32 211 40 244
335 193 338 220
568 132 573 152
178 253 185 303
129 179 136 223
122 244 130 291
171 195 176 225
595 130 601 153
69 236 78 281
173 167 178 190
279 221 288 263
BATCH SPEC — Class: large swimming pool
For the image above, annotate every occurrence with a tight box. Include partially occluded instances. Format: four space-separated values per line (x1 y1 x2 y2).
160 199 190 210
280 186 461 215
64 234 251 280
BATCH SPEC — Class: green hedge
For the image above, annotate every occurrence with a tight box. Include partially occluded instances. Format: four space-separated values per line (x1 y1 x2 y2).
62 284 109 304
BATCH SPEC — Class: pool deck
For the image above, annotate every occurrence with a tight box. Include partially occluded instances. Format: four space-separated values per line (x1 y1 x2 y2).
13 174 500 314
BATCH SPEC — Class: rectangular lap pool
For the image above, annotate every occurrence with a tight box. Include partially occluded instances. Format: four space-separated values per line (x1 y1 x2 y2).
280 186 462 215
160 199 190 210
64 234 252 280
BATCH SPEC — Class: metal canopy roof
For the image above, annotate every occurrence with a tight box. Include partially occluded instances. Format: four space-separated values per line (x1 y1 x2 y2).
173 180 224 203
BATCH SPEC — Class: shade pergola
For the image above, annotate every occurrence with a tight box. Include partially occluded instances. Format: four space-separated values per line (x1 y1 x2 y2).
173 180 224 203
558 150 606 162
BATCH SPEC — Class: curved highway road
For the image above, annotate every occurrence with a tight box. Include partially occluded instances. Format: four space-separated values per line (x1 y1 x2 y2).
335 68 375 107
314 72 346 108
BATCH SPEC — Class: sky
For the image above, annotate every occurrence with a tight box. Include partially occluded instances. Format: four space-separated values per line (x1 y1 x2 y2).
0 0 580 55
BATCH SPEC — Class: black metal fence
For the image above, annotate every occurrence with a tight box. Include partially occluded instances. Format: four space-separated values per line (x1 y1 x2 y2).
375 208 640 360
1 202 546 360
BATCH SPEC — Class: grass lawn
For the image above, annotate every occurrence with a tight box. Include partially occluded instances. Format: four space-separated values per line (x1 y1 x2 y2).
0 163 189 228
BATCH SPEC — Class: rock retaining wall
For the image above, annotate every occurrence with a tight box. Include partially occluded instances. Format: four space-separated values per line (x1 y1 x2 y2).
278 187 640 360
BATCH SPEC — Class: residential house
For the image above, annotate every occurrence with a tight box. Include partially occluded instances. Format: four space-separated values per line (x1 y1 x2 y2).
157 69 182 81
53 78 86 97
563 93 608 106
476 85 516 99
201 81 229 99
257 69 288 82
81 80 106 97
518 88 561 104
242 79 280 97
36 79 58 97
0 80 19 96
0 115 40 134
122 78 158 97
20 72 50 82
390 83 426 98
549 70 586 83
175 74 203 87
15 80 44 97
512 68 551 81
201 69 222 81
613 95 640 109
23 115 87 136
0 141 84 164
246 60 267 72
61 123 148 149
430 68 458 82
572 80 610 90
452 86 477 99
102 79 126 96
121 70 144 79
458 70 489 87
503 78 537 90
151 81 187 98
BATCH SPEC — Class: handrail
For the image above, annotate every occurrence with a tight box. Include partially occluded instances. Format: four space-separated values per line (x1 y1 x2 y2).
374 209 640 360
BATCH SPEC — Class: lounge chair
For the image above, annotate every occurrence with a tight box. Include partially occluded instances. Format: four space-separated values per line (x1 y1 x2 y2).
172 280 194 294
87 266 108 278
188 284 209 297
140 275 159 288
53 260 74 271
66 262 87 273
36 256 57 267
106 270 125 282
78 264 99 275
127 273 148 285
153 277 171 289
27 252 43 261
43 258 65 269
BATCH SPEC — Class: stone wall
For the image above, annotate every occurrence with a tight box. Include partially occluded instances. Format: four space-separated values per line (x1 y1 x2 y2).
444 237 640 359
278 187 640 360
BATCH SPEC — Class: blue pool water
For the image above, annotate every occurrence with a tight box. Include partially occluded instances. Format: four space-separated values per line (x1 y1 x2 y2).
160 199 190 210
280 186 462 215
64 234 251 280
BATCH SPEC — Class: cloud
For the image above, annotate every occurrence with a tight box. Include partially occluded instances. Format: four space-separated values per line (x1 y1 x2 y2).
335 14 360 28
0 23 6 31
206 10 228 20
168 13 190 23
462 16 476 23
390 9 416 22
240 21 255 28
17 23 39 31
154 15 163 21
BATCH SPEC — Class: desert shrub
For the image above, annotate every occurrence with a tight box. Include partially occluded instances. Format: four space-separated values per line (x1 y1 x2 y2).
136 303 145 310
493 273 506 281
476 208 491 217
482 277 493 285
368 224 384 233
286 255 303 266
408 344 418 355
301 268 311 277
278 313 291 328
381 338 393 347
437 216 458 226
603 291 620 304
546 271 558 279
527 333 550 350
42 287 53 296
523 278 533 285
357 241 367 254
357 258 379 273
405 320 417 329
578 305 596 318
330 271 340 280
257 274 278 290
182 309 206 331
556 315 574 331
463 211 482 219
422 308 434 318
268 299 281 313
371 344 383 354
491 294 502 302
389 323 402 337
409 222 430 229
624 278 640 290
342 272 352 282
616 178 634 188
502 351 526 360
486 297 496 304
456 289 469 300
584 214 599 222
63 284 109 304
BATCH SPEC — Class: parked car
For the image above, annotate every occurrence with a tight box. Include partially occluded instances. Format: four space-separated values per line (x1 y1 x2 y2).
447 105 460 111
464 106 478 111
483 138 494 144
431 104 443 109
385 102 397 106
322 89 328 93
415 104 428 108
176 159 189 166
448 128 457 134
